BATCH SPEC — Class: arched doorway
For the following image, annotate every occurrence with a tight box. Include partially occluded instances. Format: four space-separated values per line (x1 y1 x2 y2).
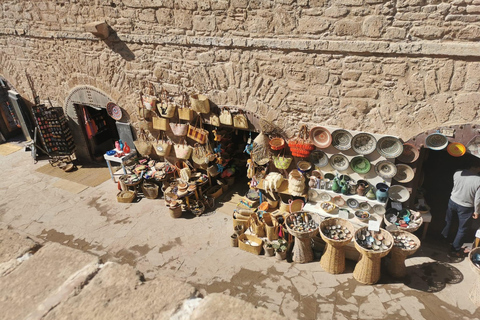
64 85 129 163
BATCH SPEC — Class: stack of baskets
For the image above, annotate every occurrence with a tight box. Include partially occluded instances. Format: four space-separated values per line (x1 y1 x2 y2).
288 170 305 196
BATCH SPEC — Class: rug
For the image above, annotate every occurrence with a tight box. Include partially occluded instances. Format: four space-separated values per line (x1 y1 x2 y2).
52 179 89 194
0 143 23 156
35 163 119 187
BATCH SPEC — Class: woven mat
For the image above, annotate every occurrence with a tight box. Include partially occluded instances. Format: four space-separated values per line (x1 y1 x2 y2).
35 163 119 187
52 179 89 194
0 143 23 156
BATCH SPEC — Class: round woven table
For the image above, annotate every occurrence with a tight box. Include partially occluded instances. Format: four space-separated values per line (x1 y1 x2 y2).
469 247 480 306
353 227 393 285
286 212 321 264
387 231 421 278
319 218 354 274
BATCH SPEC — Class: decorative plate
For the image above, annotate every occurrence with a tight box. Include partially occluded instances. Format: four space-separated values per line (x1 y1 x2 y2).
447 142 466 157
332 195 346 207
329 154 349 171
373 204 386 215
359 202 371 211
388 185 410 202
347 198 359 209
376 136 403 158
351 133 377 155
309 150 329 168
308 189 320 201
397 143 419 163
318 192 332 201
425 132 448 150
350 156 371 174
331 129 353 151
106 102 122 120
374 160 398 179
394 164 415 183
310 126 332 148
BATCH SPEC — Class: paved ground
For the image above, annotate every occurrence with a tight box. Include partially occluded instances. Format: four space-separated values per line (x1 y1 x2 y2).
0 145 479 319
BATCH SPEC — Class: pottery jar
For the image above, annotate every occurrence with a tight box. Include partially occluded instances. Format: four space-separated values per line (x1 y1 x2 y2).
356 182 367 196
376 188 389 203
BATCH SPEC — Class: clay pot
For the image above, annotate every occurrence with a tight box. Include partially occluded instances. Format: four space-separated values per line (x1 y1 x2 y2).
356 183 367 196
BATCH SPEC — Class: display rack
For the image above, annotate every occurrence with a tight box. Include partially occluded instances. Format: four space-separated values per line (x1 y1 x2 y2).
31 105 75 156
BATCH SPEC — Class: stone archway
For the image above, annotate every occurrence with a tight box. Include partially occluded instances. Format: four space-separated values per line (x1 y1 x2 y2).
64 85 127 162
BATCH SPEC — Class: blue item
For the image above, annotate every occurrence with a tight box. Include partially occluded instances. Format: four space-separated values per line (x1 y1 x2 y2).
106 150 116 156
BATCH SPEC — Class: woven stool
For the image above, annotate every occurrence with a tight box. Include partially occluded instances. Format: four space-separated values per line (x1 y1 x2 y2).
469 247 480 306
387 231 421 278
286 211 321 264
319 218 354 274
353 227 393 285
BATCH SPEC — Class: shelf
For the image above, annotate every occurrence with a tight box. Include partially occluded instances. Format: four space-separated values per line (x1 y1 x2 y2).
257 179 308 198
311 188 387 207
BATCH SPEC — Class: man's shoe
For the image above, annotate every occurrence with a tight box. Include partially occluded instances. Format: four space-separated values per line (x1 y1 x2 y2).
447 250 465 259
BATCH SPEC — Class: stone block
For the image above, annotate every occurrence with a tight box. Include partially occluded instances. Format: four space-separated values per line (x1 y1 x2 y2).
177 0 197 10
450 61 466 91
298 16 330 34
174 10 192 29
454 92 480 121
345 88 378 99
193 15 216 31
190 293 286 320
0 242 99 320
464 62 480 91
0 228 38 264
230 0 249 9
341 71 361 81
410 26 445 40
306 67 329 84
325 6 349 18
424 70 438 96
334 20 362 36
273 7 296 34
383 63 407 77
458 25 480 40
467 5 480 13
362 16 386 38
139 9 156 23
384 27 407 39
156 8 173 26
436 61 454 92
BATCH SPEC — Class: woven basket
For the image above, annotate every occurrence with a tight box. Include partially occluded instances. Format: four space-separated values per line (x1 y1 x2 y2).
273 155 293 170
153 140 172 157
117 190 136 203
190 200 205 217
265 193 279 209
190 94 210 114
119 174 143 189
353 227 393 285
269 137 285 150
238 234 263 255
249 214 266 237
169 206 182 218
207 185 223 199
285 212 319 239
141 180 159 199
279 194 293 212
233 212 250 231
384 212 423 233
263 212 279 241
319 218 354 274
387 231 421 278
288 199 305 213
134 140 153 156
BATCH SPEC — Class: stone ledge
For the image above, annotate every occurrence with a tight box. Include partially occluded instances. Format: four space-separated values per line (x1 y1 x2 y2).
1 28 480 58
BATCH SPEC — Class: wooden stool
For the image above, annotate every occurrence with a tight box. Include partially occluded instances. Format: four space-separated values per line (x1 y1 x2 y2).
387 231 421 278
353 227 393 285
319 218 355 274
469 247 480 306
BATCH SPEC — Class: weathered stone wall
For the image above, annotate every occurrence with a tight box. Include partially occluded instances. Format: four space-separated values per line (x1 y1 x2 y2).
1 0 480 140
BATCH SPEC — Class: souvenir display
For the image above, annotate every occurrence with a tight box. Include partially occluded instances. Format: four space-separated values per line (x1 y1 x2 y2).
388 231 421 278
288 125 315 158
331 129 353 151
351 133 377 155
106 102 122 120
320 218 355 274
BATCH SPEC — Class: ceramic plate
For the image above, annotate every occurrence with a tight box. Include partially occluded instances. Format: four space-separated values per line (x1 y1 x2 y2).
318 192 332 201
310 126 332 148
331 129 353 151
351 133 377 155
376 136 403 158
308 189 320 201
332 195 346 207
425 132 448 150
375 160 398 179
359 202 371 211
447 142 466 157
106 102 122 120
388 185 410 202
309 150 329 168
394 164 415 183
329 154 349 171
347 198 359 209
373 204 386 215
350 156 371 174
397 143 419 163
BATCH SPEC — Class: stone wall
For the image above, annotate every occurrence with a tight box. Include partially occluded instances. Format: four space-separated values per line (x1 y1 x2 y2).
1 0 480 140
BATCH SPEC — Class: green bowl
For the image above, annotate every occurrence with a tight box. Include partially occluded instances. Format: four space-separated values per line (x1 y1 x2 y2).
350 156 371 174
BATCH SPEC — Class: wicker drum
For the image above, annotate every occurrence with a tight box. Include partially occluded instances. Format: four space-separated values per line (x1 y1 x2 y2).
353 227 393 285
319 218 354 274
469 247 480 306
387 231 421 278
285 212 320 263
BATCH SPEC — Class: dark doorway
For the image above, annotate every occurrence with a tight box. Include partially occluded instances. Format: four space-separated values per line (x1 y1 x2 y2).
75 104 119 162
422 149 480 242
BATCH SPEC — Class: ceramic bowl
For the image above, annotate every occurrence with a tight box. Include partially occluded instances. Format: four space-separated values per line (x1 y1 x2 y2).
310 150 329 168
330 154 349 171
331 129 353 151
332 195 346 207
373 204 386 215
447 142 466 157
376 136 404 158
350 156 371 174
388 185 410 202
375 160 398 179
324 173 335 180
310 126 332 148
318 192 332 201
394 164 415 183
397 143 420 163
359 202 371 212
351 133 377 155
297 160 312 173
347 198 359 209
355 210 370 222
425 132 448 150
308 189 320 201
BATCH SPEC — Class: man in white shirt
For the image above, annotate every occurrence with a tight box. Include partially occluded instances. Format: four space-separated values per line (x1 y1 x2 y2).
442 162 480 258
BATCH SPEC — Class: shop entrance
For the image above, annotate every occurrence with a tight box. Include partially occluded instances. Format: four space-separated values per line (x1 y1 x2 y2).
75 104 119 162
0 78 25 142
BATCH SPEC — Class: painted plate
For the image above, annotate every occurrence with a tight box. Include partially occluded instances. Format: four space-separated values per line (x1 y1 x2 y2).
388 185 410 202
310 126 332 148
350 156 371 174
394 164 415 183
309 150 329 168
332 195 346 207
373 204 386 215
308 189 320 201
318 192 332 202
447 142 466 157
331 129 353 151
376 136 403 158
425 132 448 150
351 133 377 155
375 160 398 179
106 102 122 120
329 154 349 171
397 143 420 163
359 202 371 212
347 198 359 209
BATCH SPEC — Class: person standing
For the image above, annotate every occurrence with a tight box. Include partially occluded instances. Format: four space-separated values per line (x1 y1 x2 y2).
442 162 480 258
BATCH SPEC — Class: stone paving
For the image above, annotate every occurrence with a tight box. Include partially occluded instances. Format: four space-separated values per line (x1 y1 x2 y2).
0 146 479 319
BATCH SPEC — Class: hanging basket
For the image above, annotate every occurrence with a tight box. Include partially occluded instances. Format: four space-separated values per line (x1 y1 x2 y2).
190 94 210 114
288 125 316 158
269 137 286 151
